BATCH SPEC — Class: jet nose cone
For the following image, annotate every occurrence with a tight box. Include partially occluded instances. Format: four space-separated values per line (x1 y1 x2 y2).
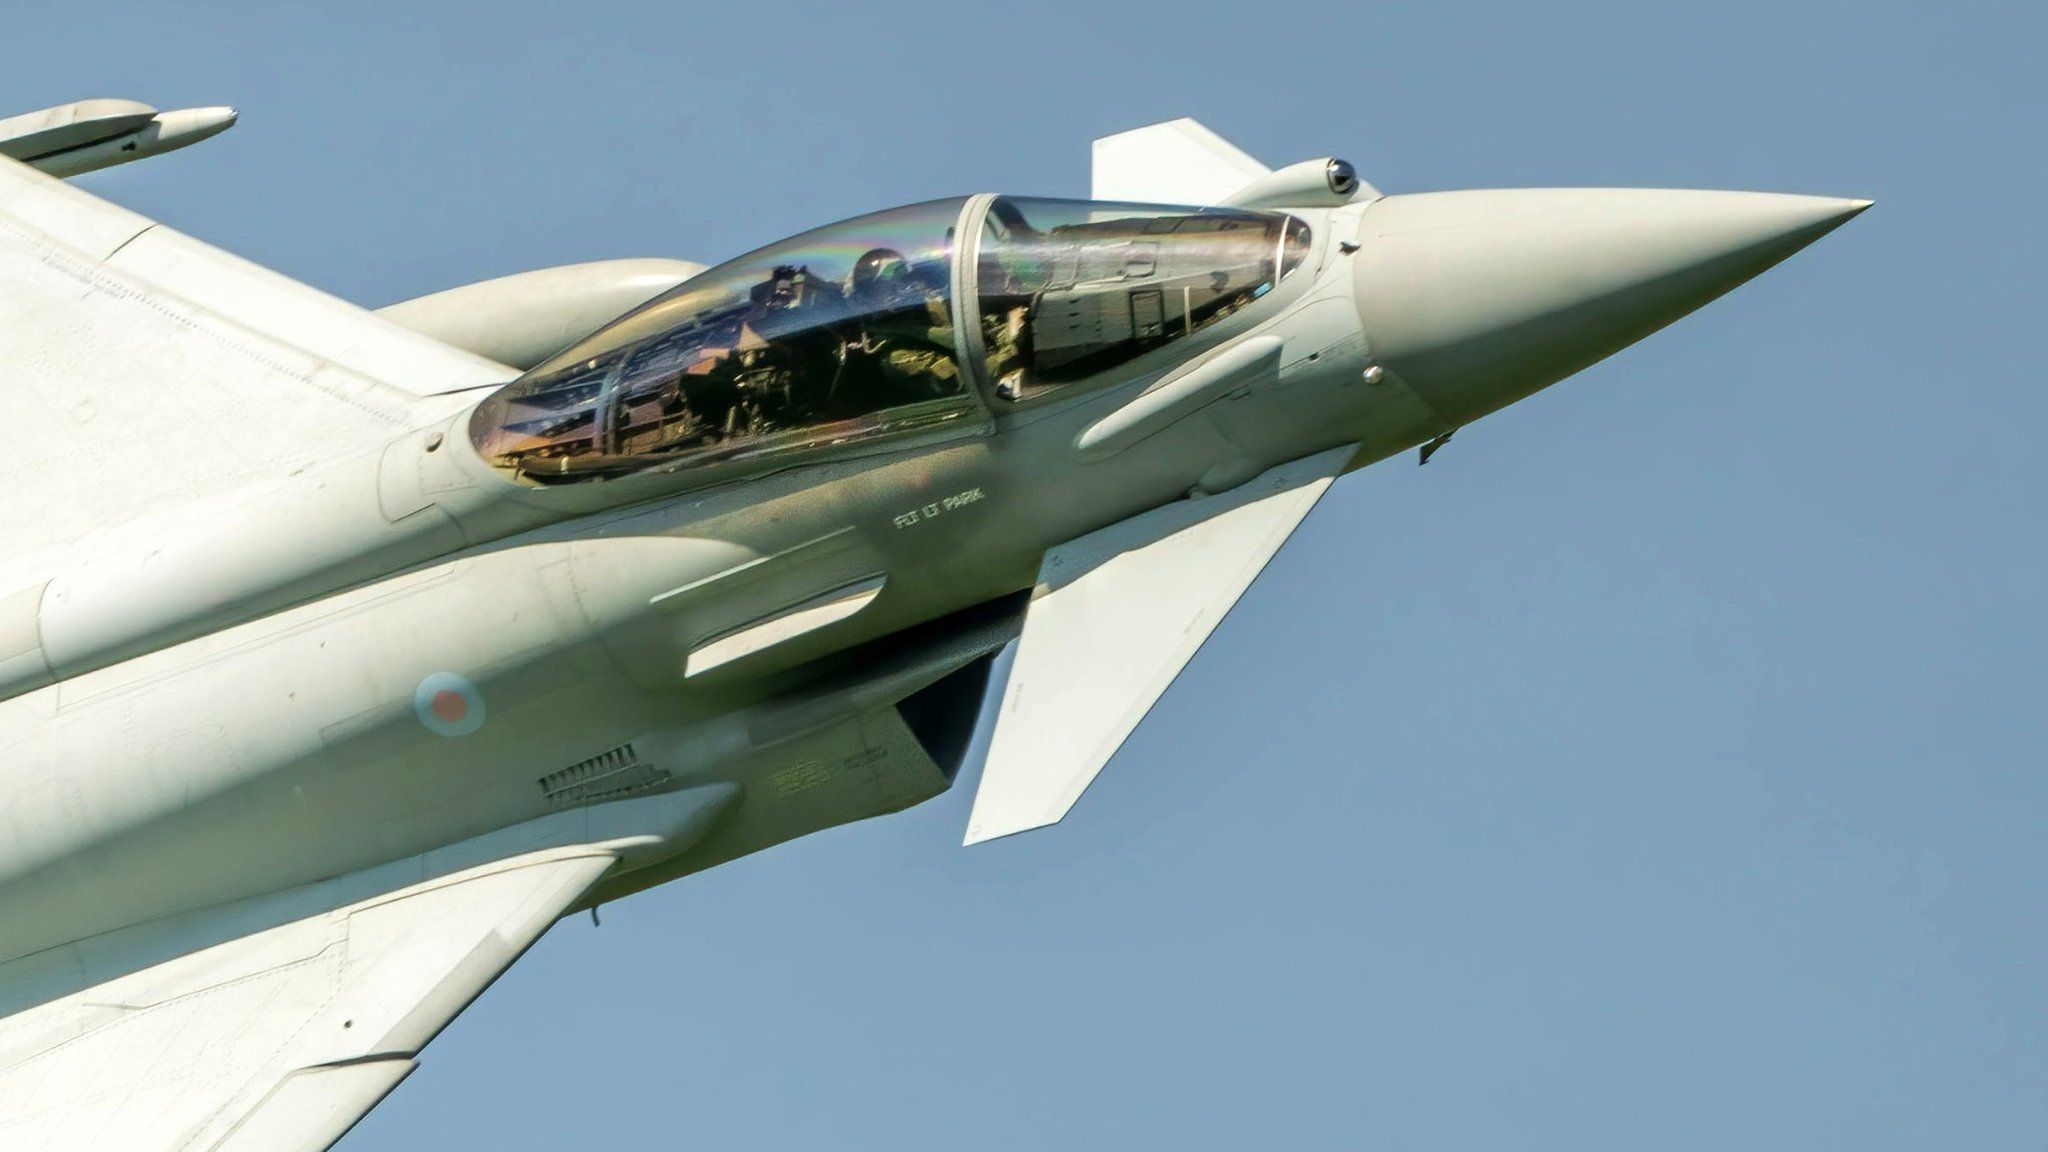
1354 189 1870 423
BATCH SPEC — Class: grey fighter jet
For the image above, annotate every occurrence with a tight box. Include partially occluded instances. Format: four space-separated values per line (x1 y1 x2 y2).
0 114 1867 1150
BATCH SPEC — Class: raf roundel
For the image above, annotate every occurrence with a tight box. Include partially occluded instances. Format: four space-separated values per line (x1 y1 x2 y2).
413 671 486 738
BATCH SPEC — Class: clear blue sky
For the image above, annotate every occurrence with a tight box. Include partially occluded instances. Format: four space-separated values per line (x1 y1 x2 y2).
8 1 2041 1146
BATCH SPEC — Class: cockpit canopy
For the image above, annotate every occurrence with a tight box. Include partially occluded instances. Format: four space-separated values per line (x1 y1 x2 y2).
470 196 1310 484
975 197 1310 402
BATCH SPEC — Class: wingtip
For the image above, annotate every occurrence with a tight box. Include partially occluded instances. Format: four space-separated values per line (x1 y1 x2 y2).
962 821 1033 847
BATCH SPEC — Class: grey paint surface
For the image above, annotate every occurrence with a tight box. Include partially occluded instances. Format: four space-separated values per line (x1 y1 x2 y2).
0 2 2037 1150
373 257 704 369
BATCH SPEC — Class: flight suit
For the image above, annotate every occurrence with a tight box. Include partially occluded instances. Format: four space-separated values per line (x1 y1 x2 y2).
859 295 961 404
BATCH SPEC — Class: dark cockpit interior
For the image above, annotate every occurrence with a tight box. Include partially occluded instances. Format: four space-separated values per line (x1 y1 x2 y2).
470 196 1309 484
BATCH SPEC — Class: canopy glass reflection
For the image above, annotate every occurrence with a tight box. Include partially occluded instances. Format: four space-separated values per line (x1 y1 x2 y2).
469 196 1310 484
471 198 972 483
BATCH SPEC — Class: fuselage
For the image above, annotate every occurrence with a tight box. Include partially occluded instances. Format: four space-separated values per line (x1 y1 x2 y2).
0 184 1868 965
0 196 1426 961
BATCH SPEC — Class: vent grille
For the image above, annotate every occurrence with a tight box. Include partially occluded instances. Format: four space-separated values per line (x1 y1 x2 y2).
538 743 671 807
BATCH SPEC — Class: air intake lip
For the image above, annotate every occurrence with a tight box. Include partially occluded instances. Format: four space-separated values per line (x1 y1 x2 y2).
896 651 1004 782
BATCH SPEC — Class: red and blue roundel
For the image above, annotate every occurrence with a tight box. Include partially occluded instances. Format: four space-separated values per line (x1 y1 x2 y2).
414 671 486 738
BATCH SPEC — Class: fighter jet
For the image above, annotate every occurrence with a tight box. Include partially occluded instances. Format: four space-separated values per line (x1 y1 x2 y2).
0 113 1867 1150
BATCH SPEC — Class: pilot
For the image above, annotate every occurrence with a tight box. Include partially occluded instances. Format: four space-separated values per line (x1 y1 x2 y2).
980 302 1030 400
842 248 960 407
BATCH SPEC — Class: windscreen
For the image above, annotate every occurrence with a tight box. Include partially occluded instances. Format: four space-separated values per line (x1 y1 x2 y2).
471 198 973 483
976 198 1310 401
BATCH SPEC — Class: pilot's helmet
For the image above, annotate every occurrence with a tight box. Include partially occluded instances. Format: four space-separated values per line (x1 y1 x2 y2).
849 248 913 304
